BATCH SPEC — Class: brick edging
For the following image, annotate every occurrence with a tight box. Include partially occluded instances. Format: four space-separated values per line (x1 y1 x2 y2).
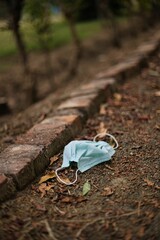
0 35 160 203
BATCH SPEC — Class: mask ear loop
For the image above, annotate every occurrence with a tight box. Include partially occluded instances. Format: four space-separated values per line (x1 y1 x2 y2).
55 167 79 185
93 133 119 149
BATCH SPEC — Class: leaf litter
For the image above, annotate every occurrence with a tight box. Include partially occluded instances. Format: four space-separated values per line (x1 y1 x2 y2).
1 49 160 240
38 171 56 184
82 181 91 196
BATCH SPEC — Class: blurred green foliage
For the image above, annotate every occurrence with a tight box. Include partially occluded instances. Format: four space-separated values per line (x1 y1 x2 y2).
0 0 160 58
0 20 101 57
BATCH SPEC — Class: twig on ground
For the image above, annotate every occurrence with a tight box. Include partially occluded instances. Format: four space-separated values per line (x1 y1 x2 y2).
118 210 138 218
52 219 96 223
75 218 104 239
42 219 58 240
105 165 115 171
17 225 35 240
18 219 57 240
137 201 141 216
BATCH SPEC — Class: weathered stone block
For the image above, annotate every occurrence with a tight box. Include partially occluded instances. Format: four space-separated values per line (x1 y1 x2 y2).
0 174 16 202
16 115 82 158
0 145 43 189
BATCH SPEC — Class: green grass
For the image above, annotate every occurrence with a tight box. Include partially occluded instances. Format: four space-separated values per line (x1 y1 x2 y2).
0 30 17 57
0 20 101 58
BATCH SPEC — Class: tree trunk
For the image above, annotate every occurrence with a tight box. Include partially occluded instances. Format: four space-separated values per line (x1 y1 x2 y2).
5 0 29 73
12 22 29 74
5 0 38 103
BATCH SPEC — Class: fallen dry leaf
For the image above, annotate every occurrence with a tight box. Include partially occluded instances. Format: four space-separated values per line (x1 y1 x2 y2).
45 184 55 191
34 203 46 212
31 200 47 211
155 125 160 130
38 183 47 198
114 93 122 102
60 196 72 203
97 122 107 134
156 109 160 114
144 178 154 187
82 181 91 196
154 91 160 96
39 171 56 184
99 104 107 115
138 115 150 121
60 195 87 203
38 183 55 198
107 109 114 116
102 187 114 196
50 154 60 165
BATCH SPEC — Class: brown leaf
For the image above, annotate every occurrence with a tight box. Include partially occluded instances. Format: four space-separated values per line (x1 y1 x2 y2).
102 187 114 196
97 122 107 134
61 196 72 203
60 195 87 203
39 171 56 184
138 115 150 121
155 124 160 130
38 183 55 198
34 203 46 212
38 183 47 198
156 109 160 114
114 93 122 102
144 178 154 187
50 154 60 165
99 104 107 115
31 200 47 211
45 184 55 191
154 91 160 97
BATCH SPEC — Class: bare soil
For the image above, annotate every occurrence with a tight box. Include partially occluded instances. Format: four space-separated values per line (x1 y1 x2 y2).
0 47 159 240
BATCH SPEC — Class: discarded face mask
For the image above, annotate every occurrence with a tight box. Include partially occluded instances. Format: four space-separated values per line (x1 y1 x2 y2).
55 133 118 185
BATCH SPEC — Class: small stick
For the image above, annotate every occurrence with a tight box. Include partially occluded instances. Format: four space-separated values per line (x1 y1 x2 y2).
118 210 138 218
105 165 115 171
43 219 58 240
137 201 141 216
75 218 103 238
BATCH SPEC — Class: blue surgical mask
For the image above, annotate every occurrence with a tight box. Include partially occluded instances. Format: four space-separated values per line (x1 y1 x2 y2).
55 133 118 185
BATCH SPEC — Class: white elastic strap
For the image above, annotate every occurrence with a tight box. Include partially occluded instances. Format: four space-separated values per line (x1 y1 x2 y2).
55 167 79 185
93 132 119 149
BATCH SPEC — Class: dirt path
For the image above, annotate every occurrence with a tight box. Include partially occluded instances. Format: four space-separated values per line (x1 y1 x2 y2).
0 45 159 240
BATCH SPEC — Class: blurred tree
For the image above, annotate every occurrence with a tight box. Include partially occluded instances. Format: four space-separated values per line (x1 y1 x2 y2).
74 0 98 22
98 0 123 47
137 0 160 26
4 0 29 73
57 0 81 55
53 0 83 80
24 0 53 74
0 2 8 19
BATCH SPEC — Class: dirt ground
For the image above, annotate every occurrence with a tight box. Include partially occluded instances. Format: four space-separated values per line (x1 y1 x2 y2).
0 47 159 239
0 23 160 153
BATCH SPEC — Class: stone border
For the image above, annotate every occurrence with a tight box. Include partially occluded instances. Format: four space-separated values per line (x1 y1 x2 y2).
0 36 160 203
